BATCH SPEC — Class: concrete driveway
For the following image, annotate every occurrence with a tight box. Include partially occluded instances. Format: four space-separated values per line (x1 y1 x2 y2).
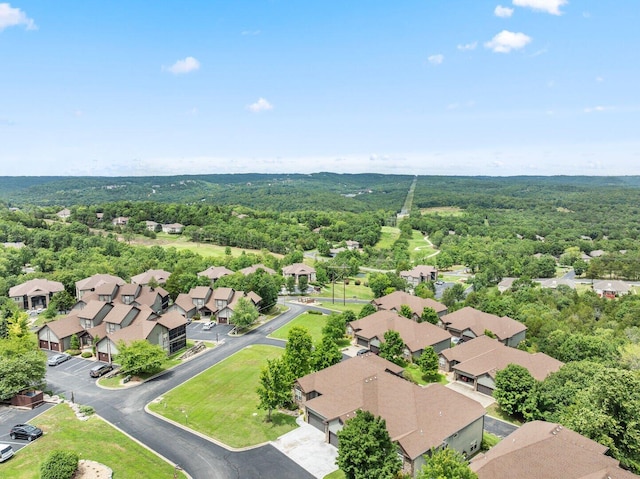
272 416 338 478
445 380 495 408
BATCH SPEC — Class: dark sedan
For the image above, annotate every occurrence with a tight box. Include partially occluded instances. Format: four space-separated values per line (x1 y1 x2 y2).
10 424 43 441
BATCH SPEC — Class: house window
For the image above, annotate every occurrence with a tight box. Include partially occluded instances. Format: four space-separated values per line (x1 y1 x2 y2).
470 440 478 452
295 388 302 401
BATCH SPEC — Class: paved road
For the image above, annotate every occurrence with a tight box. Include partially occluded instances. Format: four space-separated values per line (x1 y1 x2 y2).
44 302 315 479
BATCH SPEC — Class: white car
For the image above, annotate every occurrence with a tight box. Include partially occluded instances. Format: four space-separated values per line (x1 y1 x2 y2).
203 322 215 330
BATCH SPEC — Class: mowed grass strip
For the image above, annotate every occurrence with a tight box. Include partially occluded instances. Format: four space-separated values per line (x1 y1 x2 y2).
149 345 297 448
271 312 329 342
1 404 184 479
375 226 400 249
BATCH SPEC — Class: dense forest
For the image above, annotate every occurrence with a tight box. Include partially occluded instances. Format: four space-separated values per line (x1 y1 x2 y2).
1 174 640 472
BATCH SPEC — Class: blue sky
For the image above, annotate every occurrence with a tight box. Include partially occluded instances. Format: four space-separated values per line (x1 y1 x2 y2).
1 1 638 176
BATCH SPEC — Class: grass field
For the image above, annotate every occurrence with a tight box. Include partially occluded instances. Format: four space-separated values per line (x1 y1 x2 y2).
148 345 297 448
1 404 185 478
403 364 448 386
318 280 374 301
375 226 400 249
271 312 329 342
312 301 366 316
420 206 464 216
408 229 437 260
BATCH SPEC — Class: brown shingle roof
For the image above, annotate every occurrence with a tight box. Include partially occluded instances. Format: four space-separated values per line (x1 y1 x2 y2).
130 269 171 285
156 310 188 330
103 304 140 325
301 357 485 460
38 314 84 340
349 310 451 353
75 300 113 320
239 264 276 276
9 278 65 298
76 274 125 291
470 421 638 479
189 286 212 300
443 336 563 381
173 294 196 314
282 263 316 275
373 291 447 316
197 266 234 280
441 306 526 341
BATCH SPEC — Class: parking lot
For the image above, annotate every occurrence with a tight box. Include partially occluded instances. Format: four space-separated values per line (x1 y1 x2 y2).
186 320 234 341
0 402 54 454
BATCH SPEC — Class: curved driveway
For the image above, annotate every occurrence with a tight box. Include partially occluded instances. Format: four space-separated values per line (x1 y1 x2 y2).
45 302 314 479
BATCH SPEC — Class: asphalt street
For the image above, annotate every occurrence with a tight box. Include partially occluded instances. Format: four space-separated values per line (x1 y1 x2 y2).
43 302 315 479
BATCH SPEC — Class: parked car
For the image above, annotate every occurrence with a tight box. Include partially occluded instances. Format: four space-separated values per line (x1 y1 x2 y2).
89 363 113 378
435 280 445 285
0 443 14 462
47 353 71 366
10 424 43 441
203 321 215 330
356 348 370 356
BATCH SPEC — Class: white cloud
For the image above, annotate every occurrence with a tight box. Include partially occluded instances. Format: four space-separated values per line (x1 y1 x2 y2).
165 56 200 74
247 98 273 112
428 54 444 65
457 42 477 51
512 0 568 15
584 106 608 113
595 76 604 83
0 3 37 31
485 30 532 53
494 5 514 17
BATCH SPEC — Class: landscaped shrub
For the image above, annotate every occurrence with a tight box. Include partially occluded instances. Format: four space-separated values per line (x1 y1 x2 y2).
65 349 81 356
79 405 95 416
81 351 93 358
40 450 79 479
307 310 323 315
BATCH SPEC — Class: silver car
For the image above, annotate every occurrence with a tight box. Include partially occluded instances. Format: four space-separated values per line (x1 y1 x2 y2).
47 353 71 366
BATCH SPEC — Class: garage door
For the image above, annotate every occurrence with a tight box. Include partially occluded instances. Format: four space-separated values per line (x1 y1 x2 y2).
39 340 50 350
98 352 110 363
329 431 339 447
357 337 368 347
50 342 60 351
477 384 494 396
308 411 325 432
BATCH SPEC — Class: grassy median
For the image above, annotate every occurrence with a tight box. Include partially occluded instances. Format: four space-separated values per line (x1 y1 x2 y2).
1 404 185 478
148 345 298 448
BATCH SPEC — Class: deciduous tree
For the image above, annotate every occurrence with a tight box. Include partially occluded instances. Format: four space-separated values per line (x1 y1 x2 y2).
379 330 405 366
416 447 477 479
493 364 536 418
256 357 291 422
417 346 439 380
115 340 166 376
336 409 401 479
231 297 259 332
284 326 313 379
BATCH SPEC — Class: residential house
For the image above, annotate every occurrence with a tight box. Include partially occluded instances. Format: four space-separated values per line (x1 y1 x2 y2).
170 286 261 323
37 315 86 352
400 265 438 287
197 266 234 284
75 274 126 300
112 216 129 227
440 336 563 396
145 220 159 232
130 269 171 286
161 223 184 234
347 310 452 358
593 280 631 298
170 293 197 319
345 240 360 251
537 278 576 290
95 308 187 362
470 421 639 479
56 208 71 219
9 278 65 310
75 282 169 315
2 241 25 249
295 354 486 477
239 264 276 276
439 306 527 347
372 291 448 319
497 277 516 293
282 263 316 285
589 249 605 258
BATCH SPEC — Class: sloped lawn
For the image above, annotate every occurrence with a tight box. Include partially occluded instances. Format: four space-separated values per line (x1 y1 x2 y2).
0 404 185 478
148 345 297 448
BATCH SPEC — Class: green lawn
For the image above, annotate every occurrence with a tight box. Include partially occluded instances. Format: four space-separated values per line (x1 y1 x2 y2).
403 364 448 386
271 312 329 342
375 226 400 249
324 469 345 479
318 280 374 301
1 404 185 478
148 345 298 448
312 301 368 316
485 403 524 426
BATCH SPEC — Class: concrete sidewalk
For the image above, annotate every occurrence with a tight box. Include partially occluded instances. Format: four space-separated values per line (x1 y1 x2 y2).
272 416 338 478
